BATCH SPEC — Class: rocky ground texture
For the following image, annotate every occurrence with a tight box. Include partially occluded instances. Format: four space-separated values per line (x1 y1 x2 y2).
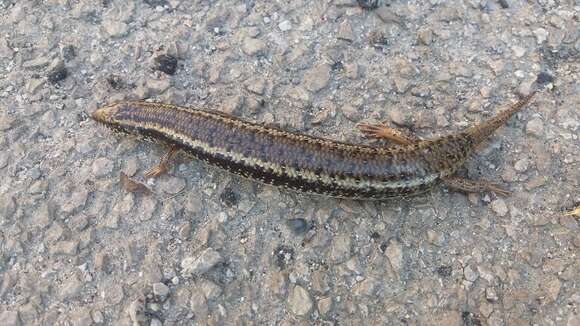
0 0 579 325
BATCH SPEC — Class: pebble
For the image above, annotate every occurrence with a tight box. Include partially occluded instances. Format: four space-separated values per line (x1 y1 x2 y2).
337 21 354 41
542 275 561 304
330 235 351 263
287 285 312 316
485 287 499 302
154 54 178 75
0 38 14 59
0 195 17 218
59 274 84 300
91 310 104 324
514 158 530 172
286 218 308 235
357 0 379 10
463 265 479 282
303 64 331 93
47 62 68 84
385 239 403 277
533 28 548 44
0 311 20 326
103 20 129 38
92 157 114 177
242 37 266 56
181 248 223 276
317 297 332 316
158 176 186 195
490 198 508 217
375 7 401 24
153 282 170 302
526 118 544 137
278 20 292 32
128 298 147 325
150 318 163 326
245 78 266 95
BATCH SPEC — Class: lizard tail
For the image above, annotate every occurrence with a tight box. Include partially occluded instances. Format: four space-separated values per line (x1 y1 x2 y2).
465 91 537 144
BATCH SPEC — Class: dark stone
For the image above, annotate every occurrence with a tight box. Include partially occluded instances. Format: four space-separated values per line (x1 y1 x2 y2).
154 54 178 75
379 242 388 253
436 265 452 278
462 311 483 326
220 186 240 207
370 231 381 241
536 71 554 85
330 61 344 72
286 218 308 235
274 245 294 269
62 45 76 61
107 75 124 90
144 0 168 7
357 0 379 10
48 66 68 83
498 0 510 9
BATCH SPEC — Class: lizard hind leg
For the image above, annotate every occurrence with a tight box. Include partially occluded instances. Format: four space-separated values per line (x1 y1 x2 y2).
356 121 421 145
443 176 511 197
144 145 180 178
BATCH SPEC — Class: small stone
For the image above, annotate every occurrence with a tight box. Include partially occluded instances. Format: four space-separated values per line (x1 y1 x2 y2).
464 264 479 282
51 240 78 255
357 0 379 10
181 248 223 276
337 21 354 41
0 195 17 218
154 54 178 75
150 318 162 326
59 274 84 300
128 298 147 325
22 56 51 69
278 20 292 32
245 78 266 95
375 7 401 24
514 158 530 172
152 282 170 302
242 37 266 56
286 218 308 235
536 71 554 85
341 104 361 121
91 310 104 324
330 235 351 263
0 38 14 59
48 64 68 84
103 20 129 38
317 297 332 316
417 29 434 45
511 45 526 58
287 285 312 316
533 28 548 44
526 118 544 137
485 287 499 302
426 230 444 246
303 64 331 93
70 307 92 326
158 176 186 195
92 157 114 177
542 276 561 304
0 311 20 326
490 198 508 217
190 291 208 319
385 239 403 277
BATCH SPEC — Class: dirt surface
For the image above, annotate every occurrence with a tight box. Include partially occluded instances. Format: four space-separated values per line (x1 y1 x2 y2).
0 0 579 325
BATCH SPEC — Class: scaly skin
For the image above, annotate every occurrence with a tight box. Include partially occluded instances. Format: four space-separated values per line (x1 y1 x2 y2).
92 92 536 200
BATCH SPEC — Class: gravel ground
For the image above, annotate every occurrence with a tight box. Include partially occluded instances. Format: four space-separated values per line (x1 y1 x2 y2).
1 0 579 325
